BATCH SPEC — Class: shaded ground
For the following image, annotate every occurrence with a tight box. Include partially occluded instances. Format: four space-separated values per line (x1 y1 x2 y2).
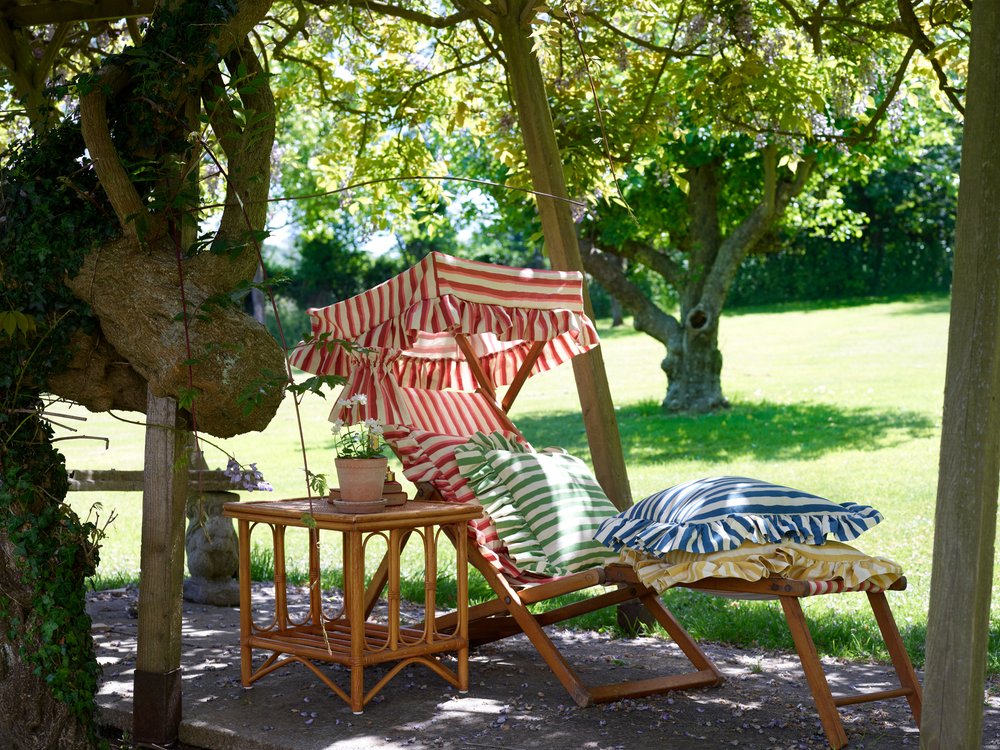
88 585 1000 750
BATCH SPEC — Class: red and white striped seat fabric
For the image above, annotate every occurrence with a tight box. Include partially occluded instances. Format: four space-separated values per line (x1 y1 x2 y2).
288 253 598 584
396 388 507 437
382 389 549 583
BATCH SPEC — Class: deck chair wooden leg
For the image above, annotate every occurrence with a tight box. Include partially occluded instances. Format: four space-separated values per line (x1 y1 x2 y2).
459 538 721 707
780 596 849 749
866 591 922 724
639 590 722 681
471 549 594 706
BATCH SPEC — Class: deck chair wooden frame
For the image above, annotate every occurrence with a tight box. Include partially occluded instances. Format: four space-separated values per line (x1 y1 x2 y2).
608 570 922 749
378 333 922 747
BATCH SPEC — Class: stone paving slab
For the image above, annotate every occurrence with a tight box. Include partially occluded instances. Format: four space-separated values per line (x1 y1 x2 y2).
87 586 1000 750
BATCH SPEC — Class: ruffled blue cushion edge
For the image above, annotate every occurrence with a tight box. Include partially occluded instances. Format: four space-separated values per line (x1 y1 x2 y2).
594 504 883 556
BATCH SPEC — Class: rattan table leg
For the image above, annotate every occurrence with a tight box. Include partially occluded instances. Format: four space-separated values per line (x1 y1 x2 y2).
346 529 366 714
455 523 469 693
237 519 252 686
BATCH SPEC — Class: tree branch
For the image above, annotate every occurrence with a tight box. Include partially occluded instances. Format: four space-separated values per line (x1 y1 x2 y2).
897 0 966 114
451 0 498 26
857 40 919 139
216 42 275 245
268 0 310 58
699 153 816 312
309 0 475 28
395 51 496 113
580 240 682 348
618 239 686 288
581 10 708 56
201 70 242 155
686 160 721 301
35 22 70 87
79 67 147 240
0 18 15 72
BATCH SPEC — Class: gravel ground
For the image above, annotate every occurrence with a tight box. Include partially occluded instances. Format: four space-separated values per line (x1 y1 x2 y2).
88 584 1000 750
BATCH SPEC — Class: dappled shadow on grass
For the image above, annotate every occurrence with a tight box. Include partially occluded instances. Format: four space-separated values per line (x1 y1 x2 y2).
725 291 949 318
887 296 950 315
516 399 936 463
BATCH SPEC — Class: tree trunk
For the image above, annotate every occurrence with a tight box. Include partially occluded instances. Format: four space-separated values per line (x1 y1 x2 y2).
0 414 100 750
920 2 1000 747
661 308 727 413
609 296 624 327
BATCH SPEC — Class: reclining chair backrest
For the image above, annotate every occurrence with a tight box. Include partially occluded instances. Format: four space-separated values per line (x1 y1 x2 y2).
396 387 511 438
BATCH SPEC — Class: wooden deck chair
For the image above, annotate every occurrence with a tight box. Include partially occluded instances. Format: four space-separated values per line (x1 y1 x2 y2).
665 575 922 749
288 252 920 746
385 371 920 747
375 384 723 707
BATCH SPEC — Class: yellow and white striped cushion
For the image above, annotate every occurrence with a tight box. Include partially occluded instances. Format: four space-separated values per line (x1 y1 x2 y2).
619 540 903 593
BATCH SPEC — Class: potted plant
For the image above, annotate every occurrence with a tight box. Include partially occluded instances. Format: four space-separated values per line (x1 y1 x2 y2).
330 394 388 512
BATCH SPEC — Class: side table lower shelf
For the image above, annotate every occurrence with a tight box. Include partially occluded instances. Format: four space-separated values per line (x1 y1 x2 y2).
224 498 483 713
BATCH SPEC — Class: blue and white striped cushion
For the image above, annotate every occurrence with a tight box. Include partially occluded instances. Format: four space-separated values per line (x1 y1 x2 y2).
593 476 883 556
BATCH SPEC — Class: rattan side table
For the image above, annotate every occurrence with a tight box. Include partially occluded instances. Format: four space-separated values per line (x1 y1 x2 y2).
223 498 482 713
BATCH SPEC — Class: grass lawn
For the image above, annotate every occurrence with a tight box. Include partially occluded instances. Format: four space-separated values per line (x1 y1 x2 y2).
60 293 999 672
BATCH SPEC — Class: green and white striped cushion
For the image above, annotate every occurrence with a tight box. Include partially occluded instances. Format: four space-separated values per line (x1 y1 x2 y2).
456 433 619 576
455 432 549 574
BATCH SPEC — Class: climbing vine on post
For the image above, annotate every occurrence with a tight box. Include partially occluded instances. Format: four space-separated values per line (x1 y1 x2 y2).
0 1 285 747
0 124 114 749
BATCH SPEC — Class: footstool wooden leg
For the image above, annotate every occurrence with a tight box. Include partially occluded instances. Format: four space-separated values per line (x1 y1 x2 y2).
780 596 849 749
867 591 922 724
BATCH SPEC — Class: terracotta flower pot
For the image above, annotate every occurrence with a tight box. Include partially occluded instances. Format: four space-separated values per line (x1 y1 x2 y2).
334 457 388 503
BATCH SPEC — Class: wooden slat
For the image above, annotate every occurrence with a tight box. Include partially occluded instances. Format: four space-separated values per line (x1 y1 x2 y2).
454 333 495 397
588 670 722 704
224 498 481 531
517 568 603 603
501 340 546 412
867 591 923 722
67 467 233 492
833 686 915 708
133 391 187 745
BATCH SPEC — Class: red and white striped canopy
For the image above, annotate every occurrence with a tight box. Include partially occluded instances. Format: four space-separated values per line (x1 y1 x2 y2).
288 252 599 425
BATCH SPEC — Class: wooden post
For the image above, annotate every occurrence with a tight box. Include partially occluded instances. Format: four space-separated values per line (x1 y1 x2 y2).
133 389 189 745
494 1 632 509
921 5 1000 748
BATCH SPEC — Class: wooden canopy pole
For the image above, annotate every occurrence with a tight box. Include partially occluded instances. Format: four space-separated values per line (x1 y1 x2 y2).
493 0 632 509
133 388 189 745
921 5 1000 747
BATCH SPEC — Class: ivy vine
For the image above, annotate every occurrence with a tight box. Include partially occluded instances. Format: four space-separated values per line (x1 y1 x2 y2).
0 122 111 744
0 1 245 743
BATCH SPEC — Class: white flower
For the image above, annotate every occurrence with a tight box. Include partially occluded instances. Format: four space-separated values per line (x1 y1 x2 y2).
363 418 384 435
330 418 344 435
336 399 351 408
352 394 368 405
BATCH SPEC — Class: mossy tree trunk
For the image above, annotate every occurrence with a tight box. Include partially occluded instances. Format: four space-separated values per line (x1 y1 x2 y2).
0 3 283 748
0 413 100 750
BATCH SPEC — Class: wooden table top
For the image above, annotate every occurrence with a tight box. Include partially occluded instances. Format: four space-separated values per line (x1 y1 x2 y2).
222 497 483 531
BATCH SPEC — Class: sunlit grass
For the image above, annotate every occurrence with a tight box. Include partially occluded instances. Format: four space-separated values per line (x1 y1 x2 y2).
63 292 996 671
